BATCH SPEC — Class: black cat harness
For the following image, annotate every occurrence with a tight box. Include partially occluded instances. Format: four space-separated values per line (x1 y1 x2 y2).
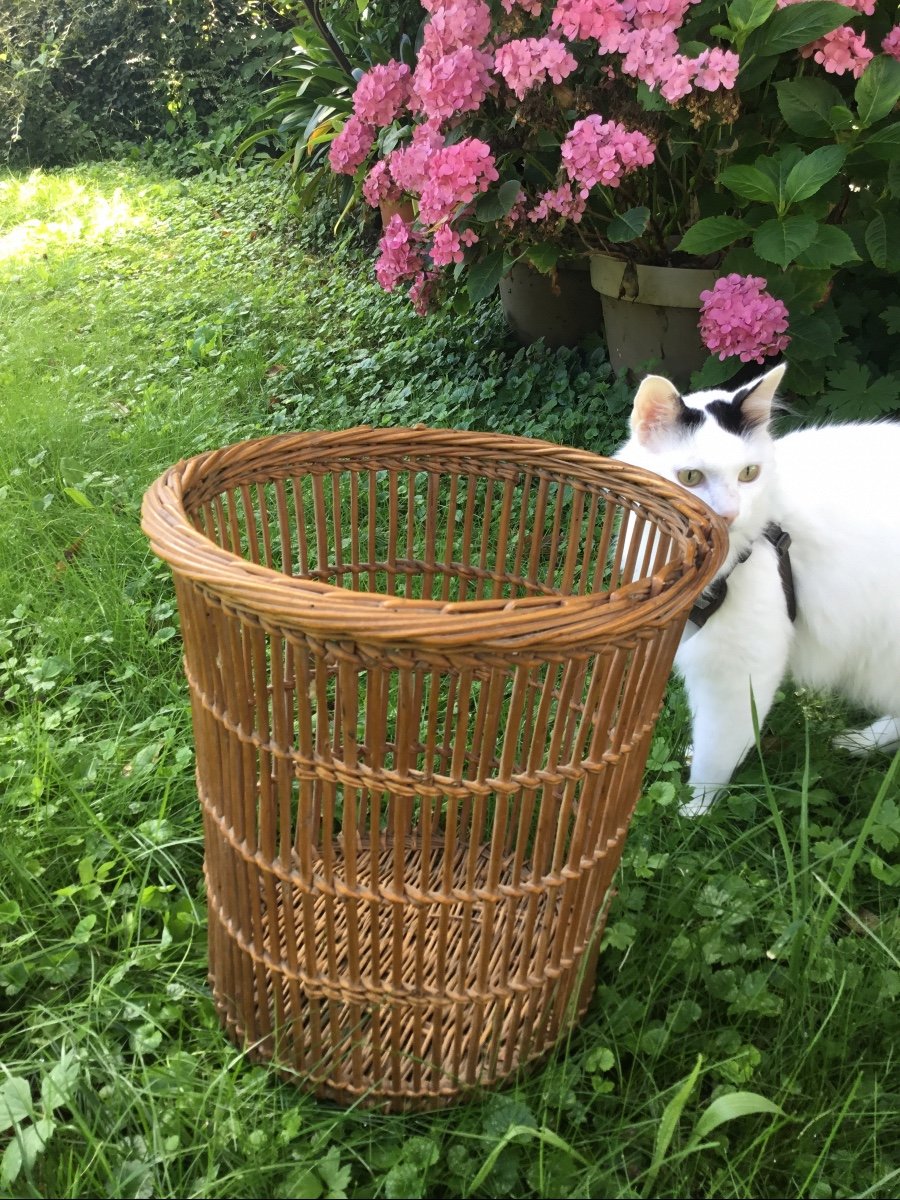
688 523 797 630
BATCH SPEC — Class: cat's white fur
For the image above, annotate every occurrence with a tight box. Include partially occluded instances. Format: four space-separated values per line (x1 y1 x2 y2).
616 363 900 815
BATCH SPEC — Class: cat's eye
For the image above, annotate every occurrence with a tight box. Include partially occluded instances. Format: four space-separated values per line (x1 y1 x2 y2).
677 468 705 487
738 464 761 482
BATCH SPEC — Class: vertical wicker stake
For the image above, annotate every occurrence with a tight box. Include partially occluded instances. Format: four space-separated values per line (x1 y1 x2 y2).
142 428 726 1109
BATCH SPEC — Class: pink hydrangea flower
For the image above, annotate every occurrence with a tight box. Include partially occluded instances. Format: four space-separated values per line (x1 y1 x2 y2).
423 0 492 54
375 214 423 291
561 114 655 190
411 44 494 121
551 0 628 47
387 122 445 196
502 0 545 14
353 61 411 127
699 275 790 364
883 26 900 60
328 114 375 175
528 181 588 222
418 137 500 223
659 54 696 102
800 27 873 78
619 26 681 84
409 270 439 316
430 224 479 266
362 160 401 208
692 47 740 91
494 36 578 99
502 189 529 227
628 0 693 31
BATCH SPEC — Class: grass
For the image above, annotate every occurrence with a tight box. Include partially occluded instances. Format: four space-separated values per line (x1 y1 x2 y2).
1 162 898 1200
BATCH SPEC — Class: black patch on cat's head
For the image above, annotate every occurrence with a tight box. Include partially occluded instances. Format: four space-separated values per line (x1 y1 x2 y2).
676 396 705 432
706 385 755 436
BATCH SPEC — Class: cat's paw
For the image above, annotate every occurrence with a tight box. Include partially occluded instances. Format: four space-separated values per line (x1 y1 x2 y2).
833 717 900 758
832 729 874 757
679 783 722 818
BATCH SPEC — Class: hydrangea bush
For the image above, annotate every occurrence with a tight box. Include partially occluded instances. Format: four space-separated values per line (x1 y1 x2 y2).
328 1 900 392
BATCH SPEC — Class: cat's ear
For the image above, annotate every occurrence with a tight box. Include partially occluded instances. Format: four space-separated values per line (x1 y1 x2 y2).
739 363 786 428
631 375 684 446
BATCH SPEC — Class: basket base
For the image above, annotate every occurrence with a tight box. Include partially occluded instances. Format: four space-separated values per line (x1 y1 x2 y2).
205 843 613 1110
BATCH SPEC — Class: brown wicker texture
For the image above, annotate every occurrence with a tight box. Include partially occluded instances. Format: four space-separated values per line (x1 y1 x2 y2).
141 426 726 1109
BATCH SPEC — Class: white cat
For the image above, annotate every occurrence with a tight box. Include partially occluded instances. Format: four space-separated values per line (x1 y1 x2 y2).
616 362 900 815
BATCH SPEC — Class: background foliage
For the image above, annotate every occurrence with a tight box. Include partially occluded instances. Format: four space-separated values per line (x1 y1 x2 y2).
0 0 287 165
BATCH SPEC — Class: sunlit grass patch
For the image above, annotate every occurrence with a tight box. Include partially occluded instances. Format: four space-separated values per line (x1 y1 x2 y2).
0 169 146 265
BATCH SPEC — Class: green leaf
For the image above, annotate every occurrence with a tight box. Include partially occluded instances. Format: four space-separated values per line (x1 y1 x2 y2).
607 206 650 242
0 1078 32 1134
775 78 843 138
794 225 860 268
0 1140 22 1187
451 289 471 316
0 1119 55 1185
784 358 826 396
318 1146 351 1199
718 164 779 204
525 243 560 272
784 313 838 362
636 81 669 112
753 216 818 267
41 1051 80 1112
677 216 750 255
468 251 506 304
855 56 900 128
754 146 805 211
749 2 848 56
0 900 20 925
690 355 743 391
384 1162 421 1200
728 0 776 35
882 306 900 335
645 1057 703 1191
858 123 900 162
829 105 854 131
475 178 522 222
783 145 847 207
691 1091 784 1143
63 486 93 509
865 213 888 268
888 159 900 197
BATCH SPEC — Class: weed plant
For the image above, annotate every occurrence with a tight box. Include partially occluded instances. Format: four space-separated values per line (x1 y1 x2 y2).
0 164 897 1199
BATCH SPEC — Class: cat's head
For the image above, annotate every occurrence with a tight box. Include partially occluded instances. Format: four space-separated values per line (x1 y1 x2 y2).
618 364 786 543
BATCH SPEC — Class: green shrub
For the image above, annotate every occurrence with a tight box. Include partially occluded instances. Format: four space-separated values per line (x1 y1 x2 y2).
0 0 285 166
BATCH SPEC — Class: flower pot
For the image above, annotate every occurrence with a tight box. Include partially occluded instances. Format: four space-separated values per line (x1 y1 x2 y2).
590 254 717 382
500 260 606 349
379 198 415 229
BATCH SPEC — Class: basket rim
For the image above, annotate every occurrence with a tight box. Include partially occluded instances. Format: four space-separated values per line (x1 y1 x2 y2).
141 425 728 650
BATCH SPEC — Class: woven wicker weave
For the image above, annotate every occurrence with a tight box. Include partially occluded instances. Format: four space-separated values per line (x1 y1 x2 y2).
142 426 726 1109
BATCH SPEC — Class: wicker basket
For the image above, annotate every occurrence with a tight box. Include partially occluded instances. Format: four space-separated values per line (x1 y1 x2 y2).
142 427 726 1109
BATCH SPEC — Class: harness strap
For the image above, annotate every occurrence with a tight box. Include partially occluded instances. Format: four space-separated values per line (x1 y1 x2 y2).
688 523 796 629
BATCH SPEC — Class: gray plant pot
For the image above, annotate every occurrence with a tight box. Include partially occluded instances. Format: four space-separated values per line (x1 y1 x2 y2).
590 254 717 383
499 259 606 349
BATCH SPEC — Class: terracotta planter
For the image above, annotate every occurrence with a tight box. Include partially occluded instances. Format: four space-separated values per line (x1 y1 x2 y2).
590 254 717 382
499 259 605 349
379 198 415 228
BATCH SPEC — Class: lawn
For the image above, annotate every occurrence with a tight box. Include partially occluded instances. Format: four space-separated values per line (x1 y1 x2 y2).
0 162 897 1200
